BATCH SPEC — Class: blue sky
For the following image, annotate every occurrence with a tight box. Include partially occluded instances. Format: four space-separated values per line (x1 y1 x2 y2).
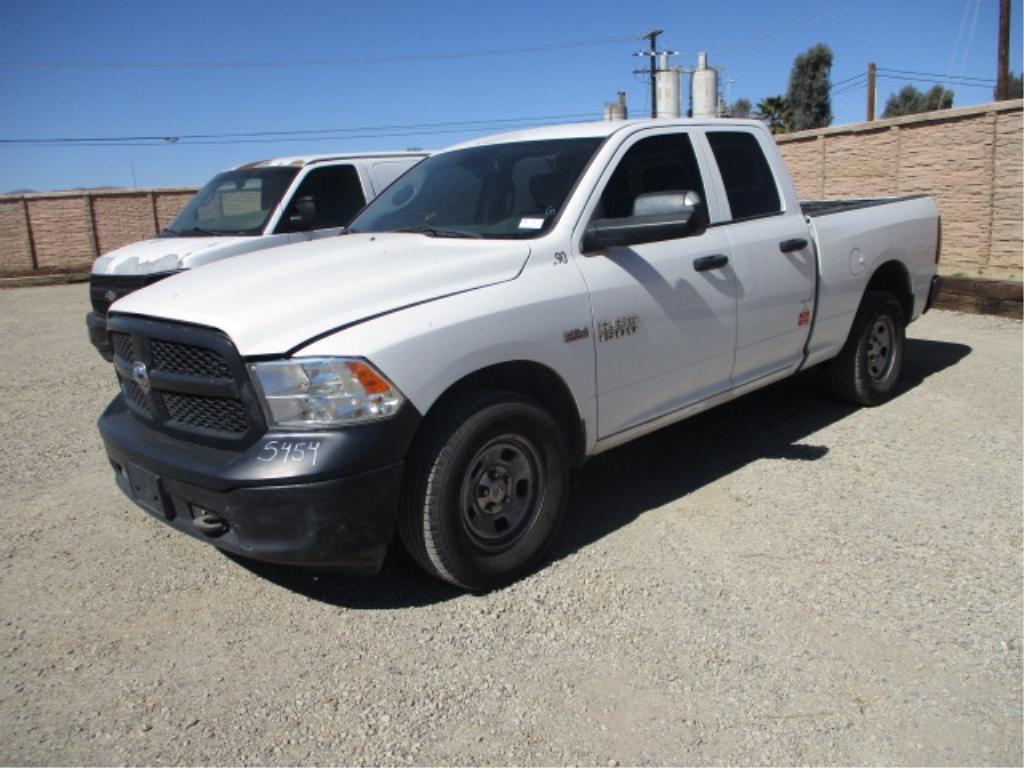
0 0 1020 192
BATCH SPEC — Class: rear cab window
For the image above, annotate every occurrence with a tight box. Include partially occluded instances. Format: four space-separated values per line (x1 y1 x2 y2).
706 131 782 221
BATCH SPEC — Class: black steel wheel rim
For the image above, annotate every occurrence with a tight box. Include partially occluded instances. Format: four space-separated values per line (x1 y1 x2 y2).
459 434 545 552
866 313 897 383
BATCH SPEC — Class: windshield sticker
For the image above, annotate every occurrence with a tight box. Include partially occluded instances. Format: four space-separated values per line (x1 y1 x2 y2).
519 217 545 230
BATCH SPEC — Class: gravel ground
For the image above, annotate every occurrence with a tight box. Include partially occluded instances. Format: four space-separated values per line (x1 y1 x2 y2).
0 283 1021 766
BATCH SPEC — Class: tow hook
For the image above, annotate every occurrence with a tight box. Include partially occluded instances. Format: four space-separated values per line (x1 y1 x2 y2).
191 507 229 538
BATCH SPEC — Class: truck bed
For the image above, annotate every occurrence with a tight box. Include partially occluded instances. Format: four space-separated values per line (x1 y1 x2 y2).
801 194 929 218
803 193 940 370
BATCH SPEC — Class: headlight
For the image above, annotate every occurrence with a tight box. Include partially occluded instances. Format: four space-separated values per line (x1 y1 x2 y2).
248 357 404 428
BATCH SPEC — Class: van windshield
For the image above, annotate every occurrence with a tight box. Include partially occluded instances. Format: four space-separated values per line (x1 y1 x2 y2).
348 138 603 239
163 167 299 237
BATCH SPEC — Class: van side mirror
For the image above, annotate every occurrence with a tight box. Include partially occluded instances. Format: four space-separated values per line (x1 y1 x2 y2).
582 190 707 253
288 196 317 230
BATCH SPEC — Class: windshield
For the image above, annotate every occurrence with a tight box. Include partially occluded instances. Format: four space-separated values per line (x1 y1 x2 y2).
349 138 603 239
164 167 299 237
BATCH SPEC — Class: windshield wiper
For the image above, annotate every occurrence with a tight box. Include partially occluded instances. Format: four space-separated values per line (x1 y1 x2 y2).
393 225 482 239
173 226 237 237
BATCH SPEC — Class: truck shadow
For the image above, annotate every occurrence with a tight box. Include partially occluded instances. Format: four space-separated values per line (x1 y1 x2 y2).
231 337 970 609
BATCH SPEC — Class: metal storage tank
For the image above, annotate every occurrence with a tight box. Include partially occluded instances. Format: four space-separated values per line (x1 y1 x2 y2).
655 53 681 118
603 91 628 121
691 52 718 118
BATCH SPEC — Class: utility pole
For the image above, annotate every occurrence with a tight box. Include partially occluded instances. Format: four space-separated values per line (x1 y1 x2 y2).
996 0 1010 100
867 61 876 121
634 29 664 118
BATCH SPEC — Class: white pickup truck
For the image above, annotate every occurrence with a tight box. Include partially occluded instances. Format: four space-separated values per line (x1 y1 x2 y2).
86 151 427 359
97 118 941 590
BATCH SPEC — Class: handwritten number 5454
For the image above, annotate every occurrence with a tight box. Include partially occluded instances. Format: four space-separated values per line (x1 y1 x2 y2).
257 440 321 466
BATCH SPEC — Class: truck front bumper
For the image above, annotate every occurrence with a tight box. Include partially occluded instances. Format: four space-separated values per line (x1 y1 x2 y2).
98 396 419 573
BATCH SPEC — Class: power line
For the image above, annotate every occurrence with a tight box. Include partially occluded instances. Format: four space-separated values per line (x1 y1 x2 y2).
955 0 984 82
0 113 606 148
945 0 974 86
705 0 846 53
707 0 873 55
877 67 995 84
832 81 868 97
0 35 638 69
876 74 993 89
830 72 867 89
0 112 604 145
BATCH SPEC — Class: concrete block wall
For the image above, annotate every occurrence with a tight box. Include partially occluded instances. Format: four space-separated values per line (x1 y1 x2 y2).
92 193 157 257
0 188 196 276
154 191 196 231
777 100 1023 281
27 196 95 272
1 102 1021 280
992 109 1023 276
0 199 34 273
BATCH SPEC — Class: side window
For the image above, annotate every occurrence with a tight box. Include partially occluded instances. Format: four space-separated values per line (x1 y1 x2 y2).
596 133 707 221
706 132 781 220
373 159 418 191
278 165 366 232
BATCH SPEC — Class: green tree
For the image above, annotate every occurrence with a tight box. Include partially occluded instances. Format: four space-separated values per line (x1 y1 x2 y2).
882 84 954 118
728 98 753 118
785 43 834 131
755 95 792 134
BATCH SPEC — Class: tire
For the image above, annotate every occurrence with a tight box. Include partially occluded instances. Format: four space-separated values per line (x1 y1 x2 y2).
399 391 569 591
829 289 905 406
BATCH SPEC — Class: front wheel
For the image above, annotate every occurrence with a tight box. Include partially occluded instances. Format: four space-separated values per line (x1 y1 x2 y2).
399 392 569 590
829 289 906 406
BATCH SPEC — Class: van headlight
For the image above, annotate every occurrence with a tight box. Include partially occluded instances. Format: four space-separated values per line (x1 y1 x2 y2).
248 358 404 428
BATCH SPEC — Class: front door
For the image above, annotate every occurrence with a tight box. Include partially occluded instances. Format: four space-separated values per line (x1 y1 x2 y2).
573 130 738 440
276 164 368 242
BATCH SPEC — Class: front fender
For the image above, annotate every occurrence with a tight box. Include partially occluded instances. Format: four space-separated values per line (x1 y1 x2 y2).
296 263 599 453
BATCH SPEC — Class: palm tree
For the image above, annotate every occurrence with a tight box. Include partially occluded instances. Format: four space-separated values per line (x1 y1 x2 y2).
756 96 792 134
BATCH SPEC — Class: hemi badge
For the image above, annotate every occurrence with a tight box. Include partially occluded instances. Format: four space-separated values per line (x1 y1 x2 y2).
798 310 811 327
563 327 590 343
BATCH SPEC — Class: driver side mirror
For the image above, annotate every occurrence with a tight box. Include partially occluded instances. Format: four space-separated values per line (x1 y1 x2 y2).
582 190 707 253
288 195 317 230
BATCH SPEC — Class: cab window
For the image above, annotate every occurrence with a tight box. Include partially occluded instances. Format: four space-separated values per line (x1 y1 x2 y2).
278 165 366 232
596 133 707 221
706 132 782 220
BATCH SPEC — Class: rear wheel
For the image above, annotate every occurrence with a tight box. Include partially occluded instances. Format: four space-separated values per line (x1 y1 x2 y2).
399 391 569 590
829 289 905 406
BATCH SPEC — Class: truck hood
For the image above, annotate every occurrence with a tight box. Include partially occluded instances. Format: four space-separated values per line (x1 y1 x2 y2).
92 236 253 275
110 233 531 356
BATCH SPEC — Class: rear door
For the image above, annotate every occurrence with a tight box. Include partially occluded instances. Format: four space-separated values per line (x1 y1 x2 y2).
572 128 738 439
702 129 816 386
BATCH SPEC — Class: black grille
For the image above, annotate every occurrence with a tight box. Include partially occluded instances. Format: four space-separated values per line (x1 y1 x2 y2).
111 332 134 361
90 272 178 316
108 316 265 448
164 393 249 435
151 339 231 379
